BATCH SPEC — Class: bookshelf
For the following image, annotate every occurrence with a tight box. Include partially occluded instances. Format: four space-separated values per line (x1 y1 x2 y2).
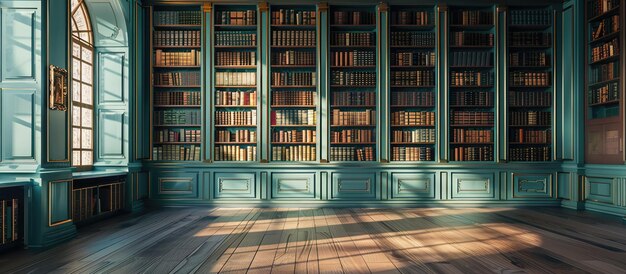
72 177 125 224
329 6 378 162
212 5 259 162
389 6 437 162
507 7 554 162
0 186 22 251
151 6 203 161
270 5 318 162
585 0 623 164
448 7 496 162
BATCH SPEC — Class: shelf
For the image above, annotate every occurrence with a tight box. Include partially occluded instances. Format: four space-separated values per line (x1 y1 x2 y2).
508 45 551 49
508 65 551 69
390 105 435 108
331 125 376 127
449 105 494 108
214 45 257 49
214 142 256 145
390 65 436 69
391 124 435 128
330 45 376 49
588 77 620 88
449 45 493 49
391 85 436 88
214 24 257 29
271 125 316 127
271 24 315 28
450 85 494 88
450 142 494 145
390 142 435 145
331 66 376 69
154 124 201 127
154 24 202 28
450 124 494 127
154 105 201 108
153 66 200 69
154 85 201 88
509 85 552 88
332 105 376 108
390 24 435 29
509 142 551 145
509 105 551 108
390 45 436 49
214 105 256 108
589 31 620 45
508 24 551 30
272 142 316 145
214 65 256 69
271 65 316 68
449 24 494 30
331 142 376 145
154 142 201 145
330 24 377 30
450 65 494 69
509 124 551 127
153 45 201 49
214 86 257 89
588 100 620 107
214 125 257 128
587 6 620 22
589 54 620 66
330 85 376 88
271 85 316 88
271 45 316 49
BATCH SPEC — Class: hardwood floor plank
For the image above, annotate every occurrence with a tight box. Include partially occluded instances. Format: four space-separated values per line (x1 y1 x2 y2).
294 209 319 274
312 208 343 274
270 209 300 273
322 208 371 273
247 208 290 274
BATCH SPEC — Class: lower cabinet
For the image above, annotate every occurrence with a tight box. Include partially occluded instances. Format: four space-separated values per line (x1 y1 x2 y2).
271 173 317 200
585 177 615 204
153 171 201 200
450 173 497 200
331 172 377 200
511 173 553 199
390 172 437 200
213 172 257 199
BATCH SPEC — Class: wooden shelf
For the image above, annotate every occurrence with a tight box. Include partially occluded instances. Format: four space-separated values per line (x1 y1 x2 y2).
272 142 316 145
154 105 201 108
154 142 201 145
589 54 620 66
587 6 620 22
271 105 316 108
271 125 316 127
214 125 256 128
391 124 435 127
154 124 201 127
589 31 620 45
214 142 256 145
271 85 315 88
214 65 256 69
588 77 620 88
588 100 620 107
154 24 202 28
153 85 201 88
332 105 376 108
450 124 494 127
214 105 256 108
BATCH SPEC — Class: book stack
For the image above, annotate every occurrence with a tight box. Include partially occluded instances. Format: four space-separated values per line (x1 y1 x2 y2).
391 10 431 25
216 129 257 143
0 197 19 247
450 10 493 25
451 52 493 67
214 145 256 161
510 111 551 126
215 110 258 125
273 129 316 143
215 90 257 106
450 71 494 86
391 91 434 107
450 32 494 46
511 129 551 143
508 91 551 107
331 147 374 161
587 0 620 18
510 9 552 26
215 10 256 25
272 146 316 161
451 111 494 125
451 91 493 106
391 51 435 67
510 51 548 67
155 129 201 143
510 32 551 47
272 90 315 106
271 30 315 46
271 110 317 126
392 128 436 143
154 50 201 66
588 81 619 105
588 61 619 84
215 72 256 86
331 32 374 46
332 11 375 25
152 145 200 161
331 71 376 86
332 50 375 67
154 71 200 86
271 9 316 25
154 10 201 25
215 31 257 46
452 129 493 143
153 31 201 47
154 91 201 106
273 51 315 66
392 147 433 161
331 129 374 144
511 71 551 86
510 146 551 161
452 146 493 161
331 109 376 126
390 71 435 86
271 72 316 86
391 111 436 126
332 91 376 106
390 32 435 46
153 109 201 126
216 51 256 66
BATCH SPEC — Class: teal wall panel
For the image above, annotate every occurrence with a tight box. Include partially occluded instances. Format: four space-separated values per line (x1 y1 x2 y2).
214 172 257 199
451 172 497 200
98 52 126 104
390 172 437 200
155 171 200 199
271 172 317 199
2 89 35 160
2 7 36 81
331 172 377 200
98 109 126 158
511 173 553 199
557 172 572 200
585 177 614 204
49 180 71 225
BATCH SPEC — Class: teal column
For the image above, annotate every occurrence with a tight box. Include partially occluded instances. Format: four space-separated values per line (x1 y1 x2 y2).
319 3 329 163
552 4 561 161
378 3 389 163
259 2 269 163
437 5 448 163
204 3 213 162
496 6 507 162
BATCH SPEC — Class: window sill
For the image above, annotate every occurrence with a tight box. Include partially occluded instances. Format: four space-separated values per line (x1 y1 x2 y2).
72 168 128 180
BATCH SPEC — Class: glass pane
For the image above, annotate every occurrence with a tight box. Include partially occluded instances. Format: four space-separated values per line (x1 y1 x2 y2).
82 63 92 84
72 106 81 126
71 0 79 11
82 151 92 166
73 151 81 166
73 128 81 148
81 129 92 149
72 43 80 57
81 107 92 128
73 81 81 102
74 8 87 31
82 84 92 105
72 58 81 79
80 32 90 44
82 47 92 63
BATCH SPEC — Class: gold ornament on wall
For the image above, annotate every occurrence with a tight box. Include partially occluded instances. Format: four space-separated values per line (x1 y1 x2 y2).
49 65 68 111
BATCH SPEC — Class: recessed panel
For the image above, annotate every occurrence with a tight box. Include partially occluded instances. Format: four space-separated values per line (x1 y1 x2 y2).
98 52 126 104
156 171 199 199
214 173 256 199
512 173 553 199
391 173 437 199
331 173 377 200
3 8 36 81
271 173 316 199
586 177 614 204
451 173 496 199
2 90 34 160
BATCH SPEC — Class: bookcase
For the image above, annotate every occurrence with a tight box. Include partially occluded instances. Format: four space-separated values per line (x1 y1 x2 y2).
448 7 496 162
329 5 378 162
585 0 624 164
72 176 125 224
0 186 22 251
212 4 259 162
270 5 318 162
389 6 437 162
507 7 554 162
150 6 203 161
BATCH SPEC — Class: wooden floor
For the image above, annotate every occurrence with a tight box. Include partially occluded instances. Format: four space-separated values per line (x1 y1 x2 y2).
1 207 626 273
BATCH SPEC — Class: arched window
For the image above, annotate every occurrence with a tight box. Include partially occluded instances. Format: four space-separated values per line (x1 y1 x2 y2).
71 0 94 167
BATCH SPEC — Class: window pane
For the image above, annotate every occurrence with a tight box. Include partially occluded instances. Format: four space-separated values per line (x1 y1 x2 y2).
82 63 92 84
82 47 92 63
73 128 81 148
72 106 81 126
74 8 87 31
82 84 92 105
73 80 81 102
81 129 92 149
71 0 79 11
79 32 90 44
72 58 81 79
82 151 92 165
73 151 81 166
72 43 81 57
81 107 92 128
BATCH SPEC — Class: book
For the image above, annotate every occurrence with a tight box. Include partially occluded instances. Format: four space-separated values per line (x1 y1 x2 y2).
154 10 201 26
215 10 256 25
271 9 316 25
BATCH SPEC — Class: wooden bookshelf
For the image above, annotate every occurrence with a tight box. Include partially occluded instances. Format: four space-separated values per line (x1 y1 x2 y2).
72 176 125 225
0 186 23 251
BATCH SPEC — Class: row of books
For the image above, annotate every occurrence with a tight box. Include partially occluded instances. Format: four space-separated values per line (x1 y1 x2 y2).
390 32 435 47
510 111 551 126
214 145 256 161
272 72 316 86
331 51 375 67
591 15 619 41
450 71 494 87
510 9 552 26
154 109 201 125
509 91 551 107
509 146 550 161
272 129 316 143
390 71 435 86
0 198 19 245
452 129 493 143
155 91 200 106
332 91 376 106
451 146 493 161
215 72 256 86
510 129 551 143
73 183 124 223
155 129 201 143
272 91 316 106
450 32 494 47
390 11 431 26
331 71 376 86
392 111 435 126
392 128 436 143
451 51 493 67
154 50 201 66
272 146 316 161
450 10 493 26
215 10 256 26
588 61 619 84
451 111 494 125
511 72 551 86
271 110 317 125
331 109 376 126
273 50 315 66
331 11 375 25
152 145 200 161
153 31 200 47
391 52 435 67
590 38 619 63
216 129 257 143
510 32 551 47
331 32 374 46
215 31 257 46
271 9 316 26
391 91 434 107
330 147 374 161
216 51 256 66
154 10 201 26
587 0 620 19
215 90 257 106
391 147 433 161
510 51 549 67
154 71 200 86
588 82 619 104
451 91 493 106
272 30 315 46
215 110 258 125
331 129 374 143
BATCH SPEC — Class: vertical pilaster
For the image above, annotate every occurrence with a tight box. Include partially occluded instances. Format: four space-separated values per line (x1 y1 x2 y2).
497 5 507 163
204 2 213 162
437 4 448 163
259 2 269 163
318 2 329 163
378 2 389 163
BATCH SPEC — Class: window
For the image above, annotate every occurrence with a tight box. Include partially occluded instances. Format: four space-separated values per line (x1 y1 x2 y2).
71 0 94 167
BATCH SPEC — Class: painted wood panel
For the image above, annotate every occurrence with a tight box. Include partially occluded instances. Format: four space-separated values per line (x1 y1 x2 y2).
214 172 256 199
558 172 572 200
331 172 377 200
98 109 125 159
2 7 36 81
156 171 200 199
271 173 316 199
451 173 497 200
585 177 614 204
49 180 72 226
2 89 34 160
511 173 553 199
560 5 575 161
390 172 436 199
98 51 126 104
